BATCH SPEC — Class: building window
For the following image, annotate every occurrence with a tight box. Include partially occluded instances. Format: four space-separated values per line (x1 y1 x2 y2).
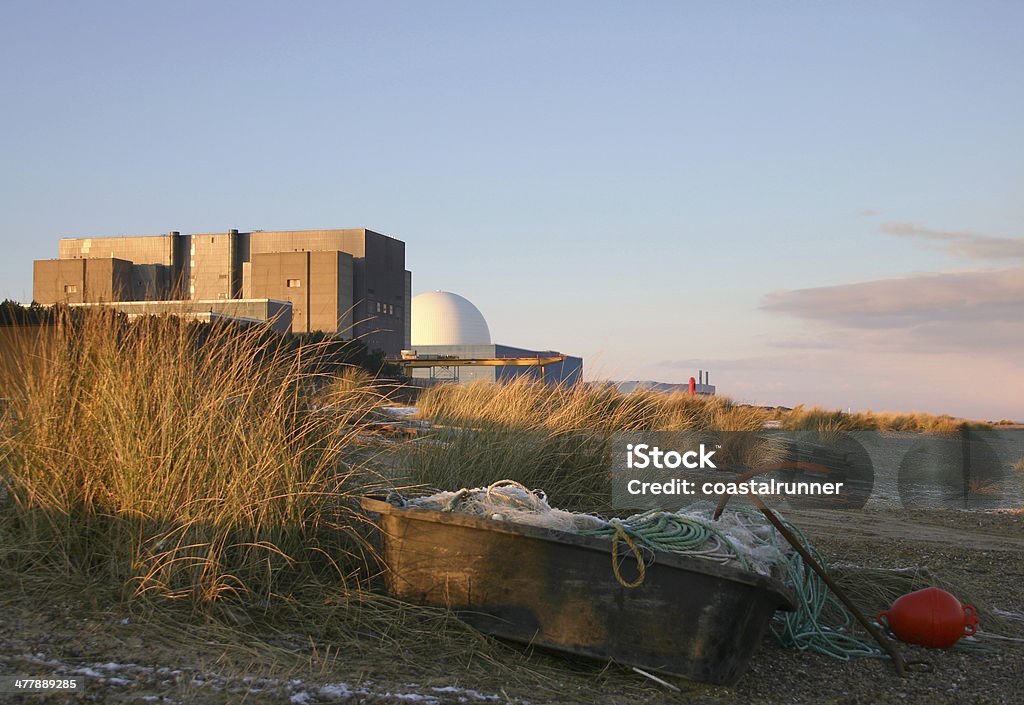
287 279 301 288
388 304 394 315
375 302 381 313
64 284 78 294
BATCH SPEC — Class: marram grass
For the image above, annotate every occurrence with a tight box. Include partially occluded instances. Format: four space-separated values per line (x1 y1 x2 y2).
401 380 777 512
0 309 388 607
402 380 994 512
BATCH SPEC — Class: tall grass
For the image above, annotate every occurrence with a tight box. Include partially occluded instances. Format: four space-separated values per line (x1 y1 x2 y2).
780 404 988 434
401 380 776 512
0 309 388 607
402 381 997 512
415 379 771 433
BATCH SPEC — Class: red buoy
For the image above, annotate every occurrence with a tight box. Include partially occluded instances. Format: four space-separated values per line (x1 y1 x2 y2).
877 587 978 649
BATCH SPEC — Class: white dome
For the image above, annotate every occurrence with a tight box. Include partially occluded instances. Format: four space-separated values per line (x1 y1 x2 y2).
412 291 491 345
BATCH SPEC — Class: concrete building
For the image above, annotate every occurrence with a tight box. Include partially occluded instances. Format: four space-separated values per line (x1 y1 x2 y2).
34 228 411 354
248 251 353 337
33 257 134 303
405 291 583 386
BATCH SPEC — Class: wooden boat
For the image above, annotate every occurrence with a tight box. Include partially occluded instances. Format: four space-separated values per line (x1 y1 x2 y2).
361 496 796 685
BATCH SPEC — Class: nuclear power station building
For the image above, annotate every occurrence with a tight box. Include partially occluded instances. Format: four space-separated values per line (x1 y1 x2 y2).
33 228 410 355
32 230 584 383
405 291 583 386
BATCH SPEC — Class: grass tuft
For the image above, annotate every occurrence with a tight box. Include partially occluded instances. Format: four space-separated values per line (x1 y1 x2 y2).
780 404 989 434
0 309 388 608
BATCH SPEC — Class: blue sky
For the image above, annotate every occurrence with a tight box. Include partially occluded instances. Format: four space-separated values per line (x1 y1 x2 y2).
2 2 1022 419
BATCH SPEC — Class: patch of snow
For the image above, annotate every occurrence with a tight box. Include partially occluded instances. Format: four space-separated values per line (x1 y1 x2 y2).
430 686 502 701
385 693 439 703
22 654 63 667
993 608 1024 620
320 682 360 697
98 662 129 671
290 692 312 704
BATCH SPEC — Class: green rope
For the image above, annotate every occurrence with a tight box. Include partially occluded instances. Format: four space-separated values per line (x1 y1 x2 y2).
719 506 880 659
580 505 881 660
580 509 752 571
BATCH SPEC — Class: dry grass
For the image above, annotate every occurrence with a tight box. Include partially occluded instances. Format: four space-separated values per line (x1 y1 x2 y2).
401 381 778 512
780 405 988 434
402 382 1000 513
415 379 772 433
0 311 557 687
0 309 389 608
968 477 1005 496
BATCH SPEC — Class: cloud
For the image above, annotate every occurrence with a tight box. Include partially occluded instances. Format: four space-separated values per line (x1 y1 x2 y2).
767 338 839 350
857 208 879 217
881 222 1024 260
761 266 1024 354
655 355 791 372
763 267 1024 325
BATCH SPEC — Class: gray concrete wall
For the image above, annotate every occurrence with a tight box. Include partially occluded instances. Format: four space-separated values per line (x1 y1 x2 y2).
34 258 133 304
189 231 234 301
308 250 354 336
87 258 133 302
251 251 310 333
58 234 176 266
34 259 85 303
249 229 406 352
403 270 412 349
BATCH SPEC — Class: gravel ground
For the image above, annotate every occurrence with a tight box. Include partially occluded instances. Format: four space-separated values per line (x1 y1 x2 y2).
1 508 1021 704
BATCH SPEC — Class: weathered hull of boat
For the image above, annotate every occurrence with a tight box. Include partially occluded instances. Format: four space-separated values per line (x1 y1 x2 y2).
361 497 796 685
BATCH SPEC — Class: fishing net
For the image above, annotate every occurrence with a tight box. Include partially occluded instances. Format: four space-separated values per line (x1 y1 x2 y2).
406 481 786 576
406 482 608 533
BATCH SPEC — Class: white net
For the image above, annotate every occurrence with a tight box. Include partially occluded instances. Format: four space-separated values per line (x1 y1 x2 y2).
405 481 789 577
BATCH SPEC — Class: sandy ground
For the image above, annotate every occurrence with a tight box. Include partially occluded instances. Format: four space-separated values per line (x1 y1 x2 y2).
1 508 1022 705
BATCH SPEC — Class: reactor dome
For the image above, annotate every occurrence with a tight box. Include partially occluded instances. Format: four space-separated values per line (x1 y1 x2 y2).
411 291 491 346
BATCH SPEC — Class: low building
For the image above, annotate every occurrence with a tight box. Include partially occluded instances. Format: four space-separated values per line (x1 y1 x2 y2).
68 299 293 335
403 291 583 386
